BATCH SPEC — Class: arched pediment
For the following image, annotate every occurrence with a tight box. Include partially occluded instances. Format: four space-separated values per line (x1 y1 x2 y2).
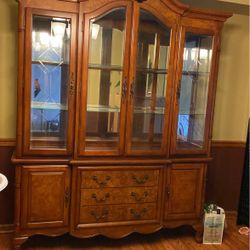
16 0 232 24
73 0 231 21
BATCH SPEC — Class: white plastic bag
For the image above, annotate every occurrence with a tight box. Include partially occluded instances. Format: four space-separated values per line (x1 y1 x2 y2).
203 206 225 244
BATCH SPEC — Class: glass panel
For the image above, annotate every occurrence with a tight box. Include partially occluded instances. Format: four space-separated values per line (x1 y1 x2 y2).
177 33 213 150
85 8 126 151
131 10 170 151
30 15 71 149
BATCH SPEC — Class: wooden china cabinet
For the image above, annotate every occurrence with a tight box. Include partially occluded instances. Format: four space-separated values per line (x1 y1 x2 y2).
13 0 231 248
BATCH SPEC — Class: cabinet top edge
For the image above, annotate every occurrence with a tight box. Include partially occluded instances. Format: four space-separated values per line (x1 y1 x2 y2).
16 0 232 22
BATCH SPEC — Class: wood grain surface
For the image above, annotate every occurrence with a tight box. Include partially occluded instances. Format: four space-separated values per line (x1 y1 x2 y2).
0 215 248 249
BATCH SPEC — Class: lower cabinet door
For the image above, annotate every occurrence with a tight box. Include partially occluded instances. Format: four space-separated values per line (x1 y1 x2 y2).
20 165 71 229
165 163 205 220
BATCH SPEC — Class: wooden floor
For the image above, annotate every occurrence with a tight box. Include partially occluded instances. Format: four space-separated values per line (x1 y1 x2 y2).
0 217 249 250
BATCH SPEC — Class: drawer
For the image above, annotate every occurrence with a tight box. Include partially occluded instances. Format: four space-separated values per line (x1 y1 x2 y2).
81 187 158 205
81 170 159 188
79 203 157 224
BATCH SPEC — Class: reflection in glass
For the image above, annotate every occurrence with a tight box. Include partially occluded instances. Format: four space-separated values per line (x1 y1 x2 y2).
30 15 71 149
177 33 213 150
85 8 126 151
131 10 170 151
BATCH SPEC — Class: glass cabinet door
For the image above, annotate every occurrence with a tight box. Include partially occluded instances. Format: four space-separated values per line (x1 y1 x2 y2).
175 32 214 152
24 10 76 154
80 7 130 155
127 9 172 154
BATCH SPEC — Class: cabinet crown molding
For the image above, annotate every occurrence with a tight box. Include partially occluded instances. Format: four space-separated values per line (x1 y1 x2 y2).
17 0 232 21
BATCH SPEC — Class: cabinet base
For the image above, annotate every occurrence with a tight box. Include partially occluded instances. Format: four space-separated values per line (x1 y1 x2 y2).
13 236 29 250
193 223 204 243
14 222 204 248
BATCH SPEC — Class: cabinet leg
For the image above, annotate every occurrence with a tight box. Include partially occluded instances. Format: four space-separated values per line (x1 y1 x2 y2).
192 224 203 243
13 236 29 250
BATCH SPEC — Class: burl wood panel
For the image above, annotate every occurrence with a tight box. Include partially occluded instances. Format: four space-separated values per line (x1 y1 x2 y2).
79 203 157 224
20 166 70 229
81 187 158 205
165 164 204 220
81 170 159 188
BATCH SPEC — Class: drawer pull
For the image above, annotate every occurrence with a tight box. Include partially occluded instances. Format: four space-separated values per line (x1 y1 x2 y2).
91 193 110 203
130 208 148 220
132 175 149 185
90 208 109 222
92 175 111 187
131 191 149 202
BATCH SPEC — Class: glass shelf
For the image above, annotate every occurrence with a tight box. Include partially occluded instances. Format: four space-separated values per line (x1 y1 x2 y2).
88 64 123 71
87 104 120 113
136 68 168 74
179 113 206 115
133 106 165 114
32 60 65 66
182 71 210 76
31 101 68 110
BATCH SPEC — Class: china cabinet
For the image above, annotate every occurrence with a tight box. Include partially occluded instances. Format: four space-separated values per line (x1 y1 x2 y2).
13 0 231 248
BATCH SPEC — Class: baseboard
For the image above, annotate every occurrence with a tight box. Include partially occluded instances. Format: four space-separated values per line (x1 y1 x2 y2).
0 224 14 234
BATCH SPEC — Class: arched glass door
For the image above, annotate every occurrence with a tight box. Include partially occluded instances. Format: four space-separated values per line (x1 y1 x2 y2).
126 8 173 155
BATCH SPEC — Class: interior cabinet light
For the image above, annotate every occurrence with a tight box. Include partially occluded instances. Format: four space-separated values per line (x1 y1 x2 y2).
91 23 100 40
52 22 66 37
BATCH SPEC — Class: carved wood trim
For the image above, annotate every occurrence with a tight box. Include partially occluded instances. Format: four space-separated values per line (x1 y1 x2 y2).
212 140 246 148
0 139 16 147
54 0 232 20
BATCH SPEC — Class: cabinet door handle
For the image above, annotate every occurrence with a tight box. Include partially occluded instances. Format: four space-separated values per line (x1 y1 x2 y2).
64 187 70 207
131 191 148 202
91 193 110 203
130 208 147 220
122 77 127 100
132 175 149 185
92 175 111 187
90 208 109 222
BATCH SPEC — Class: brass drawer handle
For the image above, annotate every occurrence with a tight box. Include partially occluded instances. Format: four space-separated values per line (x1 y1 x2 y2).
64 187 70 207
92 175 111 187
91 193 110 203
131 191 149 202
90 208 109 222
130 208 148 220
132 175 149 185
